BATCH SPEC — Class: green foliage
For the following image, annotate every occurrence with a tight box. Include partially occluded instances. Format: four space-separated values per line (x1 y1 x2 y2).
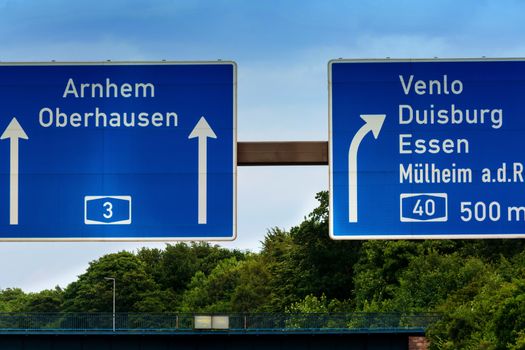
262 192 362 311
24 287 64 313
286 294 350 313
508 330 525 350
230 255 272 312
493 279 525 349
392 254 489 312
261 227 300 311
62 251 159 312
180 257 243 312
141 242 246 294
0 288 27 312
132 289 176 313
0 191 525 349
353 240 420 310
426 255 525 349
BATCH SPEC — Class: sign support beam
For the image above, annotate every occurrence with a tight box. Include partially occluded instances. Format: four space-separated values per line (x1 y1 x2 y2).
237 141 328 166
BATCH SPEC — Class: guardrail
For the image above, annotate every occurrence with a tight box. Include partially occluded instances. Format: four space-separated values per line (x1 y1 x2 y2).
0 313 441 334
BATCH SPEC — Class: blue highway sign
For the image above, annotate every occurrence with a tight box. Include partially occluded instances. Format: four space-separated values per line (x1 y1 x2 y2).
329 58 525 239
0 62 236 241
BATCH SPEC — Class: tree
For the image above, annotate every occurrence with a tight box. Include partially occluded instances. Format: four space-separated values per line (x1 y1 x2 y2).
24 287 64 313
231 255 272 312
180 257 242 312
286 294 350 313
152 242 247 294
426 252 525 349
353 240 420 310
262 192 362 311
393 254 489 312
0 288 27 312
493 279 525 349
261 227 299 311
155 243 199 293
133 289 176 313
62 251 160 312
136 247 164 285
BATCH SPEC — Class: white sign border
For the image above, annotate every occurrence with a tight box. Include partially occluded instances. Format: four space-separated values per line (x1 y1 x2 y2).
0 60 237 242
328 57 525 240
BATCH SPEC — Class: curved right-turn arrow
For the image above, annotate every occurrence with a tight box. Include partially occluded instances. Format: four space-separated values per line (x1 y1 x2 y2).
348 114 386 223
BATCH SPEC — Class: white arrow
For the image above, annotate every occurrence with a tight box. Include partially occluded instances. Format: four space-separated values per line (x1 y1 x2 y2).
348 114 386 223
1 118 28 225
188 116 217 224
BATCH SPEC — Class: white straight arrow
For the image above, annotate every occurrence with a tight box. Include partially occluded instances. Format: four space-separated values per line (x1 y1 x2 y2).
348 114 386 223
188 116 217 224
1 118 28 225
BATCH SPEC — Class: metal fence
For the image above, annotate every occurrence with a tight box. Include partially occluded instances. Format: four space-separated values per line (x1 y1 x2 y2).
0 312 441 333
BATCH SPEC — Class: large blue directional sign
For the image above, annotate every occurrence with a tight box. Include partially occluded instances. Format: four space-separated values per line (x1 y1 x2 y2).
330 58 525 239
0 62 236 241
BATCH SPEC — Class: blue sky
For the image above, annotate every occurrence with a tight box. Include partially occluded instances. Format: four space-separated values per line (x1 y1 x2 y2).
3 0 525 62
1 0 525 291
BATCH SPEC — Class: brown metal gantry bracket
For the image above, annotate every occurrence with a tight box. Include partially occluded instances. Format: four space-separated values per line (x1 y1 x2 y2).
237 141 328 166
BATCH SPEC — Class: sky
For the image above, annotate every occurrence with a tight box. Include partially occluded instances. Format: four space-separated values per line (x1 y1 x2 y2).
0 0 525 292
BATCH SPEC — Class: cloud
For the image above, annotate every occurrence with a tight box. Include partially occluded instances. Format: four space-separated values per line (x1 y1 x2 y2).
0 242 166 292
1 0 525 292
222 166 327 251
1 38 148 62
238 58 328 141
